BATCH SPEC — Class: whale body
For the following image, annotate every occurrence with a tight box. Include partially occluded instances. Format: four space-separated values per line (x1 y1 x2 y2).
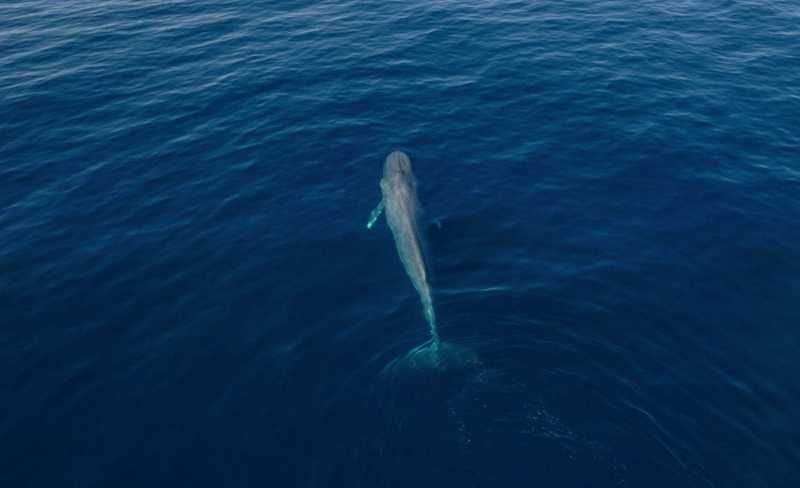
368 151 440 348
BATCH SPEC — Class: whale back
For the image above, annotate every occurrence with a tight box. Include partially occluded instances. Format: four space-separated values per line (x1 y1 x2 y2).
380 151 435 300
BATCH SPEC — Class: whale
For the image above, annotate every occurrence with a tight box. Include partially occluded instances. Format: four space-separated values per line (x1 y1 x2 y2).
368 151 441 349
368 151 478 372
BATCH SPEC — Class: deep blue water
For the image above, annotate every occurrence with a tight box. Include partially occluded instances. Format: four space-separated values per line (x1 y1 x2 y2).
2 0 800 486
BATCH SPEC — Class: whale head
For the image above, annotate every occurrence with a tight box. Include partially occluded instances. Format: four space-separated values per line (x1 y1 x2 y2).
383 151 415 180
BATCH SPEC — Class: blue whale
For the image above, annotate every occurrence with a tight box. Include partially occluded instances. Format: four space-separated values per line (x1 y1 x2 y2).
369 151 440 348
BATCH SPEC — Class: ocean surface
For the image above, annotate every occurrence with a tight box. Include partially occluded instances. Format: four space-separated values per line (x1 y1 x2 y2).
2 0 799 486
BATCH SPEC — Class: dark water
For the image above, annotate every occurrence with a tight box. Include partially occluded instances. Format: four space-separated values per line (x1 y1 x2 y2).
2 0 799 486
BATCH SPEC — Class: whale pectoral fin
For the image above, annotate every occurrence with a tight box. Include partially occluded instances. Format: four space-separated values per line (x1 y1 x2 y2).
367 199 385 229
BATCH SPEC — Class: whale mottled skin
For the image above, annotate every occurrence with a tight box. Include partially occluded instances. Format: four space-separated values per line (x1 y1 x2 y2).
368 151 440 348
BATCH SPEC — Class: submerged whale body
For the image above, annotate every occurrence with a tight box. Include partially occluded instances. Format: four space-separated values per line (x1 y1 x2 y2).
369 151 477 370
384 341 479 374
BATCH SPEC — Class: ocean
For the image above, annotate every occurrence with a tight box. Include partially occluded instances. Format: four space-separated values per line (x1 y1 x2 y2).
1 0 799 486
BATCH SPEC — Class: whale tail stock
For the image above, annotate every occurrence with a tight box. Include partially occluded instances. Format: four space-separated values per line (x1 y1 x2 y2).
422 295 440 350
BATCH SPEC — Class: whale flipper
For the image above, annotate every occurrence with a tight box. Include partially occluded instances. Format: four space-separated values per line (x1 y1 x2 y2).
367 199 385 229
